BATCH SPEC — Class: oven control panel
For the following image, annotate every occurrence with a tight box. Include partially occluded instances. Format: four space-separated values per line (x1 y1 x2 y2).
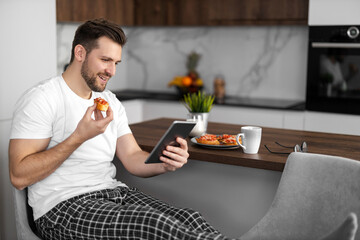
347 26 359 39
309 25 360 42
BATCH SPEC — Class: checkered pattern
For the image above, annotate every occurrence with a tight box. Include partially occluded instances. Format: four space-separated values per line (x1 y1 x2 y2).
35 187 231 239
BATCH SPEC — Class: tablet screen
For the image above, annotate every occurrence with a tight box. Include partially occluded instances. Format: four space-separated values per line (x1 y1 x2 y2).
144 121 196 164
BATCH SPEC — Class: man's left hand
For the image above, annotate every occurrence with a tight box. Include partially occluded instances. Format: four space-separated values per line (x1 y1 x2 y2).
160 137 189 172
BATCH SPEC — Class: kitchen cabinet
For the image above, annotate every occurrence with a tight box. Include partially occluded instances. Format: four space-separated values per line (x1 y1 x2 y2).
207 0 308 25
134 0 209 26
142 100 189 121
124 100 304 131
283 111 305 131
132 0 309 26
304 111 360 136
56 0 308 26
121 99 143 124
210 105 284 128
56 0 207 25
56 0 134 25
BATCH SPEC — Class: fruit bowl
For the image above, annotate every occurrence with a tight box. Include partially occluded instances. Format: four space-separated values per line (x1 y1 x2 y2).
176 86 203 98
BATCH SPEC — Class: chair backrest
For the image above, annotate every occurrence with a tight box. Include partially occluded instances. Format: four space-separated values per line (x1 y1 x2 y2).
241 152 360 240
13 187 42 240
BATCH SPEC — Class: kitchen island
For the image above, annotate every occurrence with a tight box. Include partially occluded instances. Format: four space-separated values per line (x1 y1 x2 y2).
130 118 360 172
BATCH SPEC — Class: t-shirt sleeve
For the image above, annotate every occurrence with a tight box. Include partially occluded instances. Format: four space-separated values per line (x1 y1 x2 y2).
10 88 55 139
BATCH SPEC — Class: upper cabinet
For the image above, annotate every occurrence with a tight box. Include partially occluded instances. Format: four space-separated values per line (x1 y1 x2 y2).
56 0 308 26
133 0 210 26
207 0 309 25
56 0 135 25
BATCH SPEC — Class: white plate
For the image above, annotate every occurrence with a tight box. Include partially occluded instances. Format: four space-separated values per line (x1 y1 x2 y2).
190 137 240 149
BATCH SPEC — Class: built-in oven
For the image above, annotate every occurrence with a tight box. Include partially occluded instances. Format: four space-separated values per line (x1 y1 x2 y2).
306 25 360 115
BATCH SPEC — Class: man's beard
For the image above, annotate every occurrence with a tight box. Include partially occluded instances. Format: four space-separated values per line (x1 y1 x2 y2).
81 57 108 92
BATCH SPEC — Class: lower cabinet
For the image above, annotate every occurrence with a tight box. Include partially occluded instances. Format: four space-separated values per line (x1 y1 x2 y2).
210 105 285 128
121 99 144 124
142 100 189 121
122 99 360 136
304 111 360 136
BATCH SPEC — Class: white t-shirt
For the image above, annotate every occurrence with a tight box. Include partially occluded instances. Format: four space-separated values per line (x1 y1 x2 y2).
10 76 131 220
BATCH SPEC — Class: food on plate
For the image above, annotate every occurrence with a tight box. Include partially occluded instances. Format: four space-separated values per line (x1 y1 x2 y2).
196 134 220 145
218 134 239 145
94 97 109 111
196 134 241 146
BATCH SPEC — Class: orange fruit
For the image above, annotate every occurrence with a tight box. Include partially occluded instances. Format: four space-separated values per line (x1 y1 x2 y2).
168 76 183 87
195 78 203 86
182 76 192 87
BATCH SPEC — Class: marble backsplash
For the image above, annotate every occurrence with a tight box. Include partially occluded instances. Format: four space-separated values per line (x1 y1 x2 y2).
57 23 308 101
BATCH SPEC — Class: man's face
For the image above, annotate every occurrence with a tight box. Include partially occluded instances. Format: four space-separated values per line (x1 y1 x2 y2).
81 36 122 92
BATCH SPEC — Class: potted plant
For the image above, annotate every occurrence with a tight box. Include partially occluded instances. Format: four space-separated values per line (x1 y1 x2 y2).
183 91 215 134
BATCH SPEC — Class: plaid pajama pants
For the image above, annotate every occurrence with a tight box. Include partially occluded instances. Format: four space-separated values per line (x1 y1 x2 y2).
35 186 233 240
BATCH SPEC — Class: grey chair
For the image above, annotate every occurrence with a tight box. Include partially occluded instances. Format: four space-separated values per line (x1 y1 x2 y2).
13 187 42 240
241 152 360 240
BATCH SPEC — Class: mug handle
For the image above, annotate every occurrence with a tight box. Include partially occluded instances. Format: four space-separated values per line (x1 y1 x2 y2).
236 133 246 150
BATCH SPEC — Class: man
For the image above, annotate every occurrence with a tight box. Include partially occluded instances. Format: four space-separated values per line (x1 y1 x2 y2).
8 18 224 240
9 19 358 240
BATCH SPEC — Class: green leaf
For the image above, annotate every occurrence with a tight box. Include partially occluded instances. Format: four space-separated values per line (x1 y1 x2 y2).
182 91 214 113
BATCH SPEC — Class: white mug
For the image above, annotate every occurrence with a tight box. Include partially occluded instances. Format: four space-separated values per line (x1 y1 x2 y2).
236 126 262 154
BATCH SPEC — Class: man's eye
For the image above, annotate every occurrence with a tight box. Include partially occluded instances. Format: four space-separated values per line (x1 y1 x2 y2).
102 59 110 62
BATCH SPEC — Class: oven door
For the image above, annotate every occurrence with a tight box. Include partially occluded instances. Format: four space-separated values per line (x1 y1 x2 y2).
306 42 360 114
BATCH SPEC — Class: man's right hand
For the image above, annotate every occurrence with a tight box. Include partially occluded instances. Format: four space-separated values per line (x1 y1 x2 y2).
73 103 114 143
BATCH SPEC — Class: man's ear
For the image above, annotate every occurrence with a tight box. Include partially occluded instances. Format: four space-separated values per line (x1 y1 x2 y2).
74 44 86 62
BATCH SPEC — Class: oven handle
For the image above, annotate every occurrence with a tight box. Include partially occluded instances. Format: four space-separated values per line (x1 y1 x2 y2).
312 42 360 48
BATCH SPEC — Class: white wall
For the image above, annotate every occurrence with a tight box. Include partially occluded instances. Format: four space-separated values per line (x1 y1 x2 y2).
0 0 57 239
309 0 360 25
58 24 308 102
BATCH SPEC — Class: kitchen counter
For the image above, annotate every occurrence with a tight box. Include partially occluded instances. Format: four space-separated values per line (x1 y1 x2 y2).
115 90 305 110
131 118 360 171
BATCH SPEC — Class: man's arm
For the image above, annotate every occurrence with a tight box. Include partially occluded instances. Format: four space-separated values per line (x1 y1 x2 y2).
9 104 113 190
115 134 189 178
9 136 82 190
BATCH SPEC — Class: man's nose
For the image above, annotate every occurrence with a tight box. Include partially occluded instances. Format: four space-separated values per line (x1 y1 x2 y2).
106 63 116 76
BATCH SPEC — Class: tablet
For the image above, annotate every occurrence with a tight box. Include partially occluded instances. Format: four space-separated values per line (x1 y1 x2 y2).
145 121 196 164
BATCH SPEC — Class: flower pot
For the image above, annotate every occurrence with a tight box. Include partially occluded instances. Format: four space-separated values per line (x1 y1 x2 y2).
187 112 209 136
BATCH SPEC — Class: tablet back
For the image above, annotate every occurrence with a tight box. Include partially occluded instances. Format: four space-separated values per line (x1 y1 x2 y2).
145 121 196 164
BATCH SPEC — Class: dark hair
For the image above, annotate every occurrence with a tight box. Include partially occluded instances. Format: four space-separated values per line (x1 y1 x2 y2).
70 18 127 63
